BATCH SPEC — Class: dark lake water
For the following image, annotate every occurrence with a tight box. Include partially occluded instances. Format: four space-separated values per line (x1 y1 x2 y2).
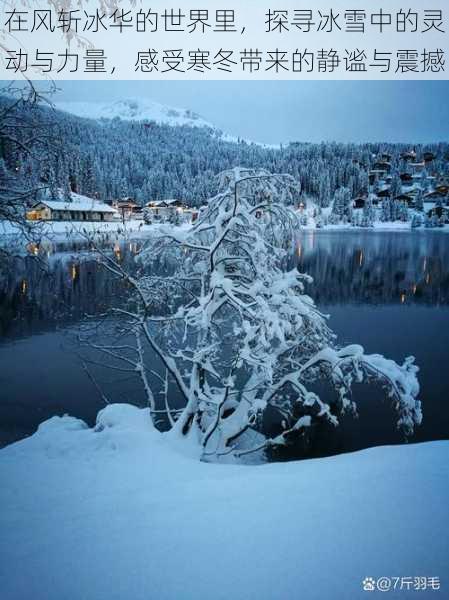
1 230 448 455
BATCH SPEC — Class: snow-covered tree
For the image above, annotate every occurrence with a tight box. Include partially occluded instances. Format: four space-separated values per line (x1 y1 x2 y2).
390 172 402 199
2 95 448 215
0 82 56 262
90 169 422 462
411 213 423 228
398 201 410 222
362 196 375 227
415 189 424 212
331 186 352 222
318 173 331 208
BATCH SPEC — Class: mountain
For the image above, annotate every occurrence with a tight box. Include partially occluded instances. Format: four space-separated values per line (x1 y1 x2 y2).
56 98 215 130
4 93 448 209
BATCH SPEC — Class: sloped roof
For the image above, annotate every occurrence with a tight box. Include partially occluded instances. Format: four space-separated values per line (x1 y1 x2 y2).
146 199 182 207
35 196 117 213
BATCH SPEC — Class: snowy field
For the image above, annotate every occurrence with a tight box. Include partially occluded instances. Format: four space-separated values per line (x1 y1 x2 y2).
1 404 448 600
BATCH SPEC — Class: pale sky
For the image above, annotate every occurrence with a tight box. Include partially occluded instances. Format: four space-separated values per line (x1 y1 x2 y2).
52 81 449 145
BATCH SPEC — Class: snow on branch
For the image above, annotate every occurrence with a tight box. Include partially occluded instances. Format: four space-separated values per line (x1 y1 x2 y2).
85 168 422 463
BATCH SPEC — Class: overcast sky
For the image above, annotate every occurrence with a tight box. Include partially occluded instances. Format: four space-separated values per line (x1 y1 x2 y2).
52 81 449 145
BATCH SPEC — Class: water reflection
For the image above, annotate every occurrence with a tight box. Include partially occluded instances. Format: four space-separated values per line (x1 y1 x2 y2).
2 232 449 339
0 240 141 338
1 231 448 455
296 231 449 306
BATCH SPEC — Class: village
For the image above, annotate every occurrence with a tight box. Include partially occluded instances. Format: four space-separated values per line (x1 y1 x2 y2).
22 149 449 231
2 77 449 600
352 149 449 222
25 194 199 226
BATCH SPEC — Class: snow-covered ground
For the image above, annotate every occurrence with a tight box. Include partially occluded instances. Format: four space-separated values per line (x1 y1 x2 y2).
302 220 449 232
0 219 194 244
2 216 449 253
57 98 215 130
296 202 449 232
1 404 447 600
2 218 449 250
55 98 279 148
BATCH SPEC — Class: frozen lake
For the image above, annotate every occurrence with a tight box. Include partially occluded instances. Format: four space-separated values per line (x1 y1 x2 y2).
1 230 448 454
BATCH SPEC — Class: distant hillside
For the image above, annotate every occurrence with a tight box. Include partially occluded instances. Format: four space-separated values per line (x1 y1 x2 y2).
56 98 216 130
1 95 449 207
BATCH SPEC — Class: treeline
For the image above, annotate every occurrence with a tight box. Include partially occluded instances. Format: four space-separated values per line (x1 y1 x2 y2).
1 95 449 207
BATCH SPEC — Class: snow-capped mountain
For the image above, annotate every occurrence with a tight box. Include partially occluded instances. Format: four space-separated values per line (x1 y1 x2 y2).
56 98 215 130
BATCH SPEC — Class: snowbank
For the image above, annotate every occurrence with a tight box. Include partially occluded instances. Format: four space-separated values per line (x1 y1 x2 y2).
302 222 449 233
1 404 448 600
0 219 192 244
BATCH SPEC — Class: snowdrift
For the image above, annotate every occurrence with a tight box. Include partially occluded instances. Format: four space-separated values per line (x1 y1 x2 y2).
1 404 448 600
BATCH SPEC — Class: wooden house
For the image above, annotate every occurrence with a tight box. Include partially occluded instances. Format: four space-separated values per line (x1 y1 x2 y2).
423 191 448 203
427 205 449 221
401 150 417 162
353 195 368 209
112 199 143 221
27 195 117 222
423 152 436 163
435 184 449 196
372 161 391 173
144 199 185 222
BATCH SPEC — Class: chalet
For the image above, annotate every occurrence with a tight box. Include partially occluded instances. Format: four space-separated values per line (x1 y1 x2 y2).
423 152 436 163
400 173 413 184
144 199 185 223
369 171 382 185
353 195 367 209
372 161 391 173
435 184 449 196
27 195 117 222
401 150 417 161
112 199 143 220
377 188 391 198
427 205 449 221
423 190 448 203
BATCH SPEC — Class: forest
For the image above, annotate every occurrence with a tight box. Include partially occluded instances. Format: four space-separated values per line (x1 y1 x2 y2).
2 94 449 209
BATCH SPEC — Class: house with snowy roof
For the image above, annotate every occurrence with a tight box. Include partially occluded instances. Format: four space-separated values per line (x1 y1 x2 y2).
112 198 143 221
27 192 118 222
144 199 185 223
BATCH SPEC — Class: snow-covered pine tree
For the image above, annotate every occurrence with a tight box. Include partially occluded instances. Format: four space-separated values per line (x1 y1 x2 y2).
331 186 352 222
389 172 402 199
411 213 422 228
415 188 424 212
362 196 375 227
318 173 331 208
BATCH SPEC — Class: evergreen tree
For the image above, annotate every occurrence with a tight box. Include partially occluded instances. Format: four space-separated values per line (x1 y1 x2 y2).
415 188 424 212
331 187 352 221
